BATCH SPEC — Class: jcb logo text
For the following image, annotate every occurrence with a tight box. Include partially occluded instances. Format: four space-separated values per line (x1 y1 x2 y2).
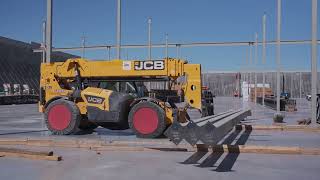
134 60 164 70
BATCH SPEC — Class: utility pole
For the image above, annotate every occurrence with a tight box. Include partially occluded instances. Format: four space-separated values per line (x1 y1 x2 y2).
299 72 302 98
46 0 52 63
249 43 252 95
254 33 258 103
147 17 152 90
81 35 86 59
42 21 46 63
245 46 249 83
116 0 121 59
176 44 182 59
126 49 129 60
107 46 111 60
262 13 266 106
311 0 318 124
276 0 282 113
165 33 168 58
290 72 293 97
148 18 152 61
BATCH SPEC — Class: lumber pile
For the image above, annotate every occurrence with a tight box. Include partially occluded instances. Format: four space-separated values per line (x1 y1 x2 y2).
250 87 273 102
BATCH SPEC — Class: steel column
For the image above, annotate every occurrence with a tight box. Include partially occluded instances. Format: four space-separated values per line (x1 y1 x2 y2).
276 0 282 113
299 72 302 98
311 0 318 124
249 44 252 94
116 0 121 59
148 18 152 60
176 44 181 59
290 72 293 97
107 46 111 60
81 35 86 59
42 21 46 63
46 0 52 63
165 33 168 58
254 33 258 103
262 14 266 106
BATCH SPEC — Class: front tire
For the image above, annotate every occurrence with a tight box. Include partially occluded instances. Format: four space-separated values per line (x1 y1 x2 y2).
45 99 81 135
128 101 166 138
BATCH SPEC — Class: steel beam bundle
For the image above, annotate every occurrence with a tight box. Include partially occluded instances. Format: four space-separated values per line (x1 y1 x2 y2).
164 109 251 146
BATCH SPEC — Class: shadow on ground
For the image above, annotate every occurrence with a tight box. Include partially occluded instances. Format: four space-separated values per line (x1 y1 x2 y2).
180 129 252 172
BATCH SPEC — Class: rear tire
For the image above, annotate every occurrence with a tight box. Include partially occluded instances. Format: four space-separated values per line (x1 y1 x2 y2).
128 101 166 138
45 99 81 135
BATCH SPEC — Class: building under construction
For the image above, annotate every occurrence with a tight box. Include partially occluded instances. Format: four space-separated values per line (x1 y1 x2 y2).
0 36 317 98
0 36 78 95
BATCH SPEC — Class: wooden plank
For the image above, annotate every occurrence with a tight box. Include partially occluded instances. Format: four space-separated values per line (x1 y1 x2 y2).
200 144 320 155
93 146 148 152
26 139 54 147
0 152 61 161
0 137 319 155
0 147 61 161
0 138 177 148
105 140 176 147
235 125 320 132
94 144 320 155
0 139 27 145
93 146 189 152
0 147 53 156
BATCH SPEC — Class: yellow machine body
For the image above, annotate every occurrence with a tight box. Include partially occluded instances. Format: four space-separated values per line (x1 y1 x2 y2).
40 58 202 113
39 58 211 137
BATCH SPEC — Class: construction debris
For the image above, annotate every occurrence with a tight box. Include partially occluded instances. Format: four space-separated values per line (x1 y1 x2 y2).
297 118 312 125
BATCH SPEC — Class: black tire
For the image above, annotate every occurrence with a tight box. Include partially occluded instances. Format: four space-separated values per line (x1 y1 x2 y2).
128 101 166 138
45 99 81 135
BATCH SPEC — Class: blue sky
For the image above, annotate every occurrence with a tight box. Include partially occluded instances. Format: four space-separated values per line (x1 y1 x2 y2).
0 0 319 71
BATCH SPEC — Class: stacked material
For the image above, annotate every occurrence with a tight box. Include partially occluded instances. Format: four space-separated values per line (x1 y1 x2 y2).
0 94 39 105
250 87 273 102
164 109 251 146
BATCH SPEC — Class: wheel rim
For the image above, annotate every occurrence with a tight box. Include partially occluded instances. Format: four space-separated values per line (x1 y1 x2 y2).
133 107 159 134
48 104 71 130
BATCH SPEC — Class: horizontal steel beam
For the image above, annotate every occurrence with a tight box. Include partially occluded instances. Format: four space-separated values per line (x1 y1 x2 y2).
33 40 320 53
165 109 251 146
182 110 241 145
199 109 251 145
164 110 240 145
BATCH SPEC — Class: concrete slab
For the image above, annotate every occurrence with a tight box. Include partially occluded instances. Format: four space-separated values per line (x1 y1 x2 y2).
0 147 319 180
0 98 319 179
